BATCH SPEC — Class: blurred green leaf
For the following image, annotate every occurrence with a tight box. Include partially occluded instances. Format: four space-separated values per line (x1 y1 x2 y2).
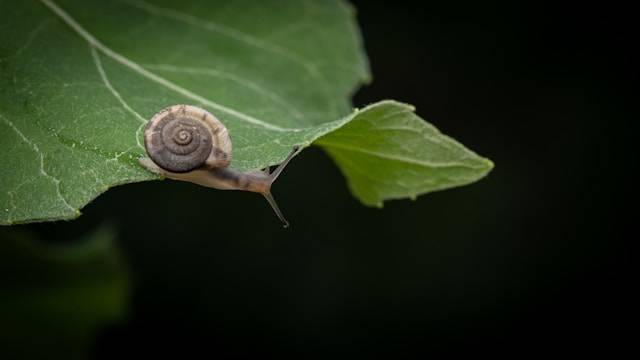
0 0 491 225
0 225 128 359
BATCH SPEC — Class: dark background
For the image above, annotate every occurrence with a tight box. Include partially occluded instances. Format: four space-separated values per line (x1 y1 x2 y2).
2 1 633 357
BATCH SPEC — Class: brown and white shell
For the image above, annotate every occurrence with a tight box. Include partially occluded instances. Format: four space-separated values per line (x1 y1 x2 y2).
143 105 232 173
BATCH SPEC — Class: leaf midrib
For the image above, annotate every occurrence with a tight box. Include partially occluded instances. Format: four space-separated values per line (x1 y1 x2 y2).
318 140 490 170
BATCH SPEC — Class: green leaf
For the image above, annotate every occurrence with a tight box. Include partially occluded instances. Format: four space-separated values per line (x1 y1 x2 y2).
318 101 494 207
0 0 492 225
0 224 129 359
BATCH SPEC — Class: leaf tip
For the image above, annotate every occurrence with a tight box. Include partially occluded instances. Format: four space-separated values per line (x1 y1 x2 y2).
483 158 495 173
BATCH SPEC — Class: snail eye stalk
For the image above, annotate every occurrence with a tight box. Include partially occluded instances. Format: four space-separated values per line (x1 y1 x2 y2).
262 192 289 228
260 146 302 228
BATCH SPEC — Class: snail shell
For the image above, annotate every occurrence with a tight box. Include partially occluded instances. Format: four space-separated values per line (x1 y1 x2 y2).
144 105 232 173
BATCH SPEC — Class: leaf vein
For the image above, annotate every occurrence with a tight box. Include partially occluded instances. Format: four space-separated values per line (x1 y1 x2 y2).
91 46 146 150
0 18 54 60
319 140 485 169
143 63 306 123
0 114 76 213
39 0 291 132
121 0 318 76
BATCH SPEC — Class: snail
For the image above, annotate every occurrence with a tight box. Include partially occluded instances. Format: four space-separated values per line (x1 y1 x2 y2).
138 104 301 228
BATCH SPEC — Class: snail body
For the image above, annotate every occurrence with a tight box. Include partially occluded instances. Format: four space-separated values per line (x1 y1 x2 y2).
139 105 301 227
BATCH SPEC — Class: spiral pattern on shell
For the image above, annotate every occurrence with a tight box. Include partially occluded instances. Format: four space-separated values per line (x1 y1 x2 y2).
144 105 232 173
